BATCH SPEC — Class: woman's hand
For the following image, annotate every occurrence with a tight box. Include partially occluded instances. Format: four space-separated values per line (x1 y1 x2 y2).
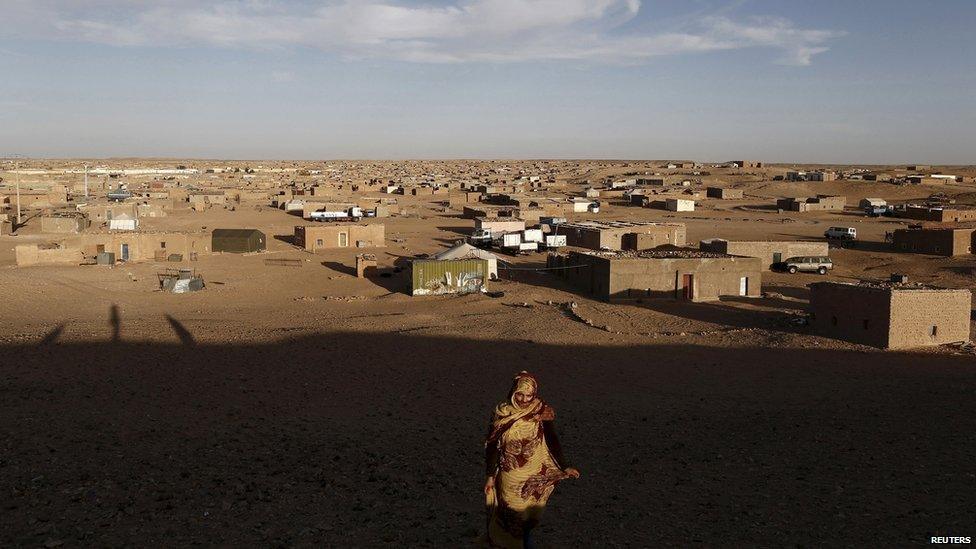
563 467 580 479
484 476 495 495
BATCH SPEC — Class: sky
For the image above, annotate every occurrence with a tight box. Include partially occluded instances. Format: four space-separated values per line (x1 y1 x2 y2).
0 0 974 163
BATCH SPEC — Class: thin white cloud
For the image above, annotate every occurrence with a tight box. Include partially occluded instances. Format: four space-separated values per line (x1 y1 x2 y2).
4 1 842 65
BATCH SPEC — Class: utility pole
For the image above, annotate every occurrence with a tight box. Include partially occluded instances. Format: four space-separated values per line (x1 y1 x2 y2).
84 164 89 198
15 164 21 227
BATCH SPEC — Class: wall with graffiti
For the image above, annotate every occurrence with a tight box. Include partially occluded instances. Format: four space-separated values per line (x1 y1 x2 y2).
411 259 488 296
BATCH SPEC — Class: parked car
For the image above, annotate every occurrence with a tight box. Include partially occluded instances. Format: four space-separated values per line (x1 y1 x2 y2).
776 256 833 275
824 226 857 240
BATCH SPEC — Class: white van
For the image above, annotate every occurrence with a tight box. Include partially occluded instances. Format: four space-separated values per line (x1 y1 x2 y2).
824 227 857 240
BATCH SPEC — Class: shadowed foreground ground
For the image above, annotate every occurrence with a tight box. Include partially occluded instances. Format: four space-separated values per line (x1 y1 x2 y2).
1 331 974 547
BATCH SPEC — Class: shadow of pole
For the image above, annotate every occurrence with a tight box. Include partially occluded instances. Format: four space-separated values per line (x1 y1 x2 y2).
165 315 196 347
38 324 64 346
109 304 121 342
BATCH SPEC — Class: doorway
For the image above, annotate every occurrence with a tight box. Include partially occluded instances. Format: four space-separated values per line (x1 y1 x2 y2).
120 243 129 261
338 232 349 247
772 252 782 264
739 276 748 296
681 274 694 300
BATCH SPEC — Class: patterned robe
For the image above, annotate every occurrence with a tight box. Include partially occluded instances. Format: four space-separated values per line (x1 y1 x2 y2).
485 399 569 548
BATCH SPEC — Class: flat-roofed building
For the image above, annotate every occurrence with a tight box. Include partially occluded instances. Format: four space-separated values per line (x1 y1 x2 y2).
474 217 526 235
548 249 761 302
777 195 846 212
905 175 944 185
897 206 976 223
809 281 971 349
859 198 887 208
891 227 975 256
15 231 211 266
560 220 686 251
665 198 695 212
699 239 830 269
462 204 519 219
706 187 743 199
808 171 837 182
448 191 483 209
39 214 90 234
294 224 385 251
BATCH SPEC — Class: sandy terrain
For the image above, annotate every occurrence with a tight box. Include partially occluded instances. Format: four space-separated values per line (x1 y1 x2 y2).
1 160 975 546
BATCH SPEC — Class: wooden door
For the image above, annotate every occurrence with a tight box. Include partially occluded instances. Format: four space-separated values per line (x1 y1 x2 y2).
681 274 694 300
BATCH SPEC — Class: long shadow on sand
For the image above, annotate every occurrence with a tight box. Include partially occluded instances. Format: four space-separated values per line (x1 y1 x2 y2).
3 326 974 547
506 269 802 333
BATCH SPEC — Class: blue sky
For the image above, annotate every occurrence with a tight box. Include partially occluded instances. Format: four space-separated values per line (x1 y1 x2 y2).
0 0 973 163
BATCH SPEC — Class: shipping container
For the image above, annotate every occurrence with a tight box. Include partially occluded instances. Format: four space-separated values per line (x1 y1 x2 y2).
411 259 489 296
502 233 522 248
212 229 266 253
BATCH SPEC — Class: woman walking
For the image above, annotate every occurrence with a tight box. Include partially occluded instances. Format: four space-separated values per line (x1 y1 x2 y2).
484 371 579 548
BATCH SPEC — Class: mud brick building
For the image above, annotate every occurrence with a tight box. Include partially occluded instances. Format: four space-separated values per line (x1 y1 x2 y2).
809 281 971 349
891 227 975 256
808 171 837 182
474 218 526 234
896 206 976 223
547 249 761 302
462 204 518 219
665 198 695 212
777 195 846 212
706 187 744 199
294 224 385 251
39 214 90 234
560 220 686 251
699 239 830 269
448 191 483 209
15 231 211 266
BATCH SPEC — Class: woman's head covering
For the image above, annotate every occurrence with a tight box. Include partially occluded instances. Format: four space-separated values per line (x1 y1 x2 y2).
486 371 545 447
508 371 538 408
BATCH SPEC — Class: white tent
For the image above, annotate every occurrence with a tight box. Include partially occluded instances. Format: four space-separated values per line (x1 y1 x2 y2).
859 198 887 208
434 242 500 280
108 212 138 231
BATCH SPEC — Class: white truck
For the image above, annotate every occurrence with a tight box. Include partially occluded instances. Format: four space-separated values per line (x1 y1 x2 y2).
309 207 363 222
468 228 494 248
501 233 522 249
522 229 543 243
497 231 542 255
824 226 856 240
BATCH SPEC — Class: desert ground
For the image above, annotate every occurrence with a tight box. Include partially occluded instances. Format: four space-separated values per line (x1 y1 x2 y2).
1 160 975 547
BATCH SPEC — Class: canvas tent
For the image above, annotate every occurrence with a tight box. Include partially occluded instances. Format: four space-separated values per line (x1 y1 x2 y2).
211 229 266 253
433 242 500 279
108 213 138 231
